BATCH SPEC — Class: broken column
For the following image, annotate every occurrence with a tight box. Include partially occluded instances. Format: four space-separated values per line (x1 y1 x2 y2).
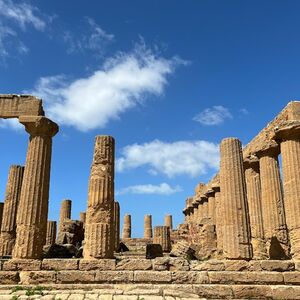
45 221 57 246
256 144 290 259
114 201 120 251
83 136 115 259
220 137 252 259
0 165 24 257
153 226 171 252
165 214 173 230
13 116 59 259
122 214 131 239
58 199 71 229
79 212 86 224
275 121 300 258
144 214 153 239
244 156 267 259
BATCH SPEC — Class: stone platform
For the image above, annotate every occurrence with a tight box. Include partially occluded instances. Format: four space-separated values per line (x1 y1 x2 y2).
0 258 300 298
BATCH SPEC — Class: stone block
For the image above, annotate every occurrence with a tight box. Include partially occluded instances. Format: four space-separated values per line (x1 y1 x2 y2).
134 271 172 283
0 271 19 284
261 260 295 271
42 259 79 270
190 260 225 271
232 285 272 299
2 259 41 271
168 258 190 271
95 271 134 283
152 257 169 271
19 271 56 284
224 260 249 271
171 271 209 284
208 271 283 284
116 258 152 270
272 286 300 299
284 272 300 284
79 259 116 271
192 284 233 298
56 271 95 283
146 244 163 259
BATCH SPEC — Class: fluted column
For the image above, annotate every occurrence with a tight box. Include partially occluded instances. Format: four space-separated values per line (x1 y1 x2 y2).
244 156 267 259
144 214 152 238
212 185 223 253
0 203 3 232
165 214 173 230
257 145 290 259
206 189 216 224
58 199 72 236
0 165 24 257
220 137 252 259
45 221 57 246
201 196 208 220
153 226 171 252
83 136 115 259
13 116 58 259
275 121 300 258
122 214 131 239
79 212 86 224
196 198 203 223
114 201 120 251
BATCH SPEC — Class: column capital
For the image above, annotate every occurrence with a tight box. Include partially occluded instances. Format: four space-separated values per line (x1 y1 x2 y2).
205 189 215 197
244 155 259 170
274 121 300 141
19 116 59 137
255 142 280 158
212 185 220 193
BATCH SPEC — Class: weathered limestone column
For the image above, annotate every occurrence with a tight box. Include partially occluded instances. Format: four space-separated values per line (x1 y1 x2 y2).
201 195 209 220
220 137 252 259
0 165 24 256
196 198 203 223
144 214 152 238
13 116 59 259
212 184 223 253
83 135 115 259
58 199 72 235
114 201 120 251
256 145 290 259
275 121 300 258
165 214 173 230
79 212 86 224
206 189 216 224
0 203 3 231
191 201 198 223
153 226 171 252
45 221 57 246
244 156 267 259
122 214 131 239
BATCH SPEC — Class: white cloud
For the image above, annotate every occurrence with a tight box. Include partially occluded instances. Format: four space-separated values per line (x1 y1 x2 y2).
0 0 46 31
29 44 184 131
0 118 23 131
116 139 219 178
116 183 182 196
239 108 249 115
193 105 232 125
63 17 114 55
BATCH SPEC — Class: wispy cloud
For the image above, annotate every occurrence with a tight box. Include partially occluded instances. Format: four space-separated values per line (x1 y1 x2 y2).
116 139 219 178
0 0 47 59
116 183 183 196
239 108 249 115
193 105 232 125
28 43 186 131
0 118 23 131
63 17 114 56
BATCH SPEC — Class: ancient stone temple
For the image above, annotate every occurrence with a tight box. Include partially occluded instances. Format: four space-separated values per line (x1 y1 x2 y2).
58 199 72 234
144 214 153 238
153 225 171 252
113 201 120 251
83 135 115 259
122 214 131 239
45 221 57 246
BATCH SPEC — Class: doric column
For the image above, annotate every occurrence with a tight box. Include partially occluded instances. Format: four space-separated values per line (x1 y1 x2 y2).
0 165 24 257
220 137 252 259
83 136 115 259
256 145 290 259
144 214 152 238
79 212 86 224
13 116 58 259
201 195 208 220
153 226 171 252
45 221 57 246
58 199 72 235
212 183 223 253
0 203 3 231
206 189 216 224
165 214 173 230
275 121 300 258
114 201 120 251
244 156 267 259
196 198 203 223
122 214 131 239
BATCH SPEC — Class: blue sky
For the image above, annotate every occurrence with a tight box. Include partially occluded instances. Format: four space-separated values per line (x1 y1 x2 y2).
1 0 300 237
